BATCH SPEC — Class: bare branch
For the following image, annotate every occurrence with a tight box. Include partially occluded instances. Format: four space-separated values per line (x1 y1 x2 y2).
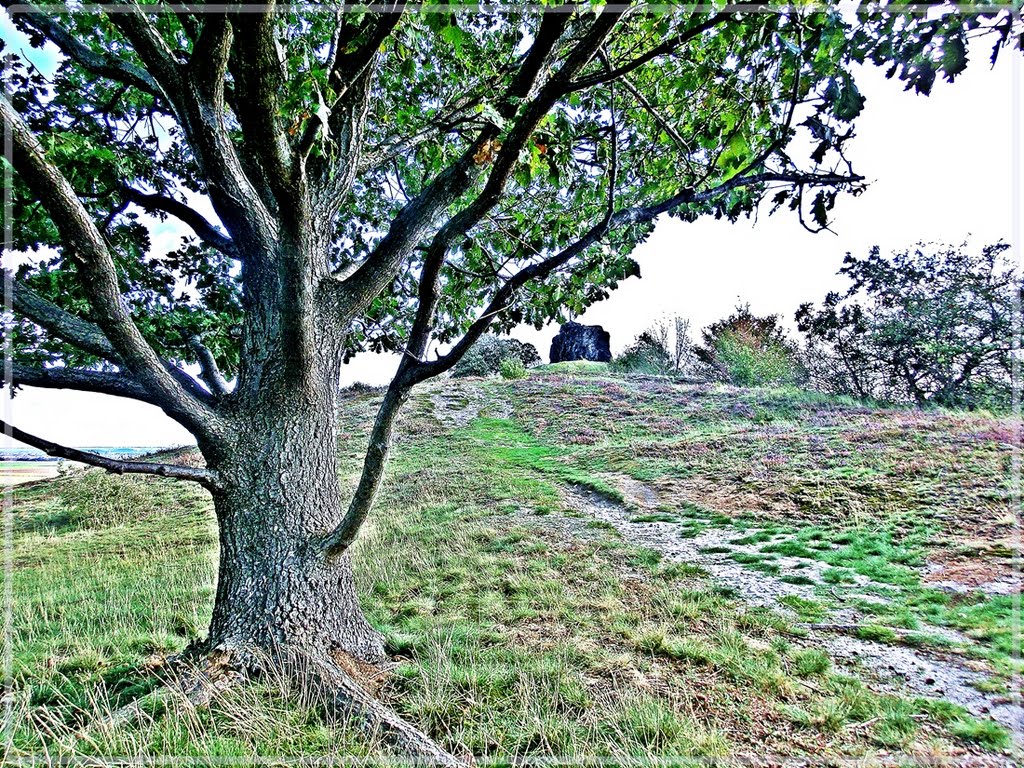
565 11 734 92
1 419 219 489
11 363 157 404
612 67 692 155
120 187 236 256
188 336 231 397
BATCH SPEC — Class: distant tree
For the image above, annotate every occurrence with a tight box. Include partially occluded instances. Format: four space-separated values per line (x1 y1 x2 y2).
646 315 699 376
696 305 804 386
797 294 878 400
797 242 1019 409
2 1 1018 755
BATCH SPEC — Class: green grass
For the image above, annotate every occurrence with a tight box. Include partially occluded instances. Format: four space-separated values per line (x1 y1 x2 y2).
6 371 1015 760
762 539 816 559
789 648 831 677
729 552 781 576
631 512 678 523
778 596 828 622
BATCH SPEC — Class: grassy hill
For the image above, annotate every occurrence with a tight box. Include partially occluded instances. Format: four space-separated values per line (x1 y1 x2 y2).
7 364 1020 762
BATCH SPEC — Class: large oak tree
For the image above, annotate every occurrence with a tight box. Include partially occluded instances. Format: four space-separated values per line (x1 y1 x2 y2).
2 1 1017 759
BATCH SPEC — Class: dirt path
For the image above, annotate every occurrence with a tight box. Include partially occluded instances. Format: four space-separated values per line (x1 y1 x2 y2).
559 483 1024 740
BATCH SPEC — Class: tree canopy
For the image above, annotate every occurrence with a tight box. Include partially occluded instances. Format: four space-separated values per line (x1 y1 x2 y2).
4 3 1015 411
797 241 1020 408
1 0 1019 508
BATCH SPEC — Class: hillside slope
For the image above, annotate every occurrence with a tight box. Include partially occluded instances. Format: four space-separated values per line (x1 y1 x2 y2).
7 365 1020 762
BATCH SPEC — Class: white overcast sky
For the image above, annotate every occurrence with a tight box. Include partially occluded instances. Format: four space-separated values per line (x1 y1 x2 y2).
2 21 1020 449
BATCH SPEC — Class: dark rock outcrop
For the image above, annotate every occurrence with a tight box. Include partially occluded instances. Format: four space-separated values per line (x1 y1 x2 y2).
549 322 612 363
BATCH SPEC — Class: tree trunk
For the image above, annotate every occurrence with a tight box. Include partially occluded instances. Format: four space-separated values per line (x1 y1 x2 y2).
181 387 467 764
203 400 386 666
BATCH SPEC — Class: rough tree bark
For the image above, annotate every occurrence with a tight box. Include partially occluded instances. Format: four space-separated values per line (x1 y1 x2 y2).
205 407 387 666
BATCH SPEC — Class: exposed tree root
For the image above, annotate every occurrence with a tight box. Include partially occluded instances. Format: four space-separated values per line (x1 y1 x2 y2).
89 651 243 735
85 646 466 766
278 647 469 767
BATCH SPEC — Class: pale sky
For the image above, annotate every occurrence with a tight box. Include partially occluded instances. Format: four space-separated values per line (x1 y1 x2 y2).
2 26 1020 449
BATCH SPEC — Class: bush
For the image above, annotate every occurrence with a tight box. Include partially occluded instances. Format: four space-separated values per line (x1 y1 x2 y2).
712 330 800 386
451 334 541 378
613 332 672 375
499 357 528 380
696 306 803 386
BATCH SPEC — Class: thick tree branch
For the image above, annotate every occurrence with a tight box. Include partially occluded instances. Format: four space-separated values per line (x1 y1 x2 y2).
11 363 157 405
9 276 216 404
320 385 406 558
120 187 236 256
228 6 296 221
1 95 218 434
306 63 376 224
8 276 118 361
299 5 407 162
23 2 273 261
180 14 281 255
188 336 231 397
0 419 219 489
334 7 622 343
162 0 202 45
302 8 409 224
5 1 164 99
329 5 406 92
91 6 279 257
99 1 184 96
320 11 637 557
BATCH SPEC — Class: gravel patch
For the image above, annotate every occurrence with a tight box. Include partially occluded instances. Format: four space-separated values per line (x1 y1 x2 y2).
558 483 1024 739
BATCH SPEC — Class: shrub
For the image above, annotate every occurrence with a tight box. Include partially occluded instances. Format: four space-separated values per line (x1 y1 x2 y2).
613 332 672 375
696 306 803 386
451 334 541 378
499 357 527 380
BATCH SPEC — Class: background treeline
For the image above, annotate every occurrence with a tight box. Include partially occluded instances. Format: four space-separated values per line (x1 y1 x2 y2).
615 241 1020 412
